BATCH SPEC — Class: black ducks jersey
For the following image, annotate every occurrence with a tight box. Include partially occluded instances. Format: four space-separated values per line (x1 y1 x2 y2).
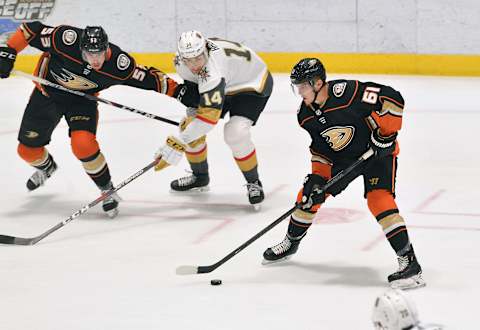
297 79 404 175
8 21 177 103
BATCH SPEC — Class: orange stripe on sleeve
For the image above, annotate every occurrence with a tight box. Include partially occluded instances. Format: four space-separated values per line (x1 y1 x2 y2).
312 161 332 179
370 112 402 136
6 29 29 52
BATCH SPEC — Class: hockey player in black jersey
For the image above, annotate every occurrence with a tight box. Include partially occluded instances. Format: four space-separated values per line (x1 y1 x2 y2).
262 58 425 289
0 22 198 218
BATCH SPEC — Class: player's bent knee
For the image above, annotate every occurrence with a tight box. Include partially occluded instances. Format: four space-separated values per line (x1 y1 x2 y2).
367 189 398 217
224 116 253 146
70 130 100 160
17 143 46 163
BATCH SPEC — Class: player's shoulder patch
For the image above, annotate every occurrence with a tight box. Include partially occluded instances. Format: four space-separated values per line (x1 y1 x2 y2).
99 44 135 80
116 53 131 71
61 29 78 46
332 81 347 97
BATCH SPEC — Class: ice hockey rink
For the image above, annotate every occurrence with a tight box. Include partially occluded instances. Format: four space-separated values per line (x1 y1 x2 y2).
0 74 478 330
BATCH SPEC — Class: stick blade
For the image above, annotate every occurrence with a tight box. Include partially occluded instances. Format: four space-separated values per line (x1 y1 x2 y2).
0 235 16 245
0 235 33 245
176 265 199 275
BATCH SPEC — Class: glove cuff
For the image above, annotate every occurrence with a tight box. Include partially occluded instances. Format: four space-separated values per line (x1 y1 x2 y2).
166 135 186 152
371 128 396 148
0 46 17 60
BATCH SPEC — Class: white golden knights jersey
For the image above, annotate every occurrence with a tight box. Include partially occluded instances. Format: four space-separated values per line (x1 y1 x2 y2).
174 38 269 125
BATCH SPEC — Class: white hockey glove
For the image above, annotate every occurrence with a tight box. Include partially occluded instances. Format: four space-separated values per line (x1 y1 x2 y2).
154 135 186 171
186 107 197 117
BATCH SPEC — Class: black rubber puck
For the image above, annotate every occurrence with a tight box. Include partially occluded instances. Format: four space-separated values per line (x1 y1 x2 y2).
210 279 222 286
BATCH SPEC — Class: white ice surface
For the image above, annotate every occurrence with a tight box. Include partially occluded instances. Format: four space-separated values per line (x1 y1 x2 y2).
0 74 479 330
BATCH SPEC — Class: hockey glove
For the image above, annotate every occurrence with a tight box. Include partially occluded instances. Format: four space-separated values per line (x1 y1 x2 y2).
370 128 397 158
173 81 200 108
0 46 17 78
154 135 186 171
301 174 327 209
185 106 197 117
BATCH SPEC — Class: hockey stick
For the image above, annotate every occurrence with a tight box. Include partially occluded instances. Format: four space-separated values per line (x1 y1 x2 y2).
0 158 160 245
176 148 374 275
12 70 179 126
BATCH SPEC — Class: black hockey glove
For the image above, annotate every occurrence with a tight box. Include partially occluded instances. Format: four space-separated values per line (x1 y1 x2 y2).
0 46 17 78
173 81 200 108
370 128 397 158
300 174 327 209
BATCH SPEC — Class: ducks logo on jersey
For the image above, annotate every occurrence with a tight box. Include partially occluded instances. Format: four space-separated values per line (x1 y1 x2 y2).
51 68 98 90
320 126 355 151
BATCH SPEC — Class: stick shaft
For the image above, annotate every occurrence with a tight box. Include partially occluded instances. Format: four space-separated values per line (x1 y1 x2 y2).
13 70 179 126
177 149 374 274
0 159 159 245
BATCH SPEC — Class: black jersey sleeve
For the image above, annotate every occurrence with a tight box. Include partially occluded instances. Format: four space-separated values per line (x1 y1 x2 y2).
123 65 180 96
357 81 405 135
20 21 58 52
19 22 84 62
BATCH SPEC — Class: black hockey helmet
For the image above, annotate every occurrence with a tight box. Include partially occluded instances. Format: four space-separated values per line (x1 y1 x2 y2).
80 26 108 53
290 58 326 86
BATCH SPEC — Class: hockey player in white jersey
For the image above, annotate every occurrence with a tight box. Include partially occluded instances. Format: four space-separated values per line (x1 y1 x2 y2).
154 30 273 209
372 289 447 330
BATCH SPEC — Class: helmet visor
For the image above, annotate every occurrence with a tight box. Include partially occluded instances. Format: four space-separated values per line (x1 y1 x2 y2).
290 81 313 96
82 49 106 68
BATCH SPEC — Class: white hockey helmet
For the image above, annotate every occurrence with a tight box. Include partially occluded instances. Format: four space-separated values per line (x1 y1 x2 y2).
372 289 419 330
177 30 207 59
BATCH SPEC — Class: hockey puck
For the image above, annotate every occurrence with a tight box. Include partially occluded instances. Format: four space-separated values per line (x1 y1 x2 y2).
210 279 222 286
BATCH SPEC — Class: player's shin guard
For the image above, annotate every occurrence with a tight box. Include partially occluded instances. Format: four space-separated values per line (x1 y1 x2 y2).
368 191 425 288
80 150 112 188
71 131 113 188
83 155 119 218
76 147 119 218
377 211 425 289
234 149 259 182
18 145 58 191
186 145 209 176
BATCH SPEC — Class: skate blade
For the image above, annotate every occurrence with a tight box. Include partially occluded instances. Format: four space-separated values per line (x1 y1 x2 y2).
170 186 210 194
105 208 119 219
390 274 426 290
261 255 292 266
252 203 262 211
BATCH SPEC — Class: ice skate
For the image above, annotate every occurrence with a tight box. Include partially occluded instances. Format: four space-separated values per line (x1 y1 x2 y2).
388 248 425 290
170 173 210 192
100 182 121 219
26 160 58 191
246 180 264 211
262 233 304 265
